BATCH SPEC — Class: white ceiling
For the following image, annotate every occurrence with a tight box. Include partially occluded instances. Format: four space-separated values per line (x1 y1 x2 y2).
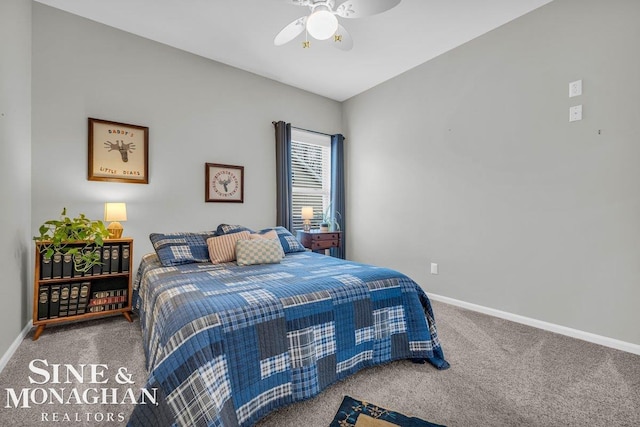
34 0 553 102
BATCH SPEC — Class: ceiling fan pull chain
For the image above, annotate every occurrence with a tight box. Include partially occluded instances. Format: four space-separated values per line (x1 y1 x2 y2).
303 29 310 48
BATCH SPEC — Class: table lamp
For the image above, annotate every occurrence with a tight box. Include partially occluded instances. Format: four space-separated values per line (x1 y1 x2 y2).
104 202 127 239
301 206 314 232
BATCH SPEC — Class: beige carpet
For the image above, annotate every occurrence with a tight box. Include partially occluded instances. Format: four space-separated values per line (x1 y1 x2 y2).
0 301 638 426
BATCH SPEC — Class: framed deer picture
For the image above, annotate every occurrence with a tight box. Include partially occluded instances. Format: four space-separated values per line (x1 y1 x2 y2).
205 163 244 203
88 118 149 184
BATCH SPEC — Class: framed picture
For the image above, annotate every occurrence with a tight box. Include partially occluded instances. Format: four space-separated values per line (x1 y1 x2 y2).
88 118 149 184
205 163 244 203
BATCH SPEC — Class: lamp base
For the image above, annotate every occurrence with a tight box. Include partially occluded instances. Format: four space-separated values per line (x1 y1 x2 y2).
107 222 124 239
303 220 311 232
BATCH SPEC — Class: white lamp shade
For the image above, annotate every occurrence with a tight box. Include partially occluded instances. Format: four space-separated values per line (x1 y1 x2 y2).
104 202 127 222
301 206 314 220
306 9 338 40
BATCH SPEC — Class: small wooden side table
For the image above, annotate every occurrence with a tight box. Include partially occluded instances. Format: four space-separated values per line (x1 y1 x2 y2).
297 230 342 255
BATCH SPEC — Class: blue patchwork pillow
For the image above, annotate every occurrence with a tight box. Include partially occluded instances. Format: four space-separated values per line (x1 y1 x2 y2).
216 224 253 235
150 231 217 267
256 226 306 254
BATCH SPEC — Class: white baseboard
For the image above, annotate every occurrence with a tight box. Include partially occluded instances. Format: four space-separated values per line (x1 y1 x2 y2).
0 320 33 374
428 293 640 356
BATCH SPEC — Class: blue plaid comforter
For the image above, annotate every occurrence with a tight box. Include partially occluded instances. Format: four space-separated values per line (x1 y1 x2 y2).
129 251 448 427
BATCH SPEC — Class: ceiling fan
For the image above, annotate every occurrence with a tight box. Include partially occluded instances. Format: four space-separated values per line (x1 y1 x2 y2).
274 0 402 50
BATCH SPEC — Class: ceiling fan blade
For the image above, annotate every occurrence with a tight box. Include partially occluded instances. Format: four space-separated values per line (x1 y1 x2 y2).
274 16 308 46
287 0 311 6
332 24 353 51
336 0 401 18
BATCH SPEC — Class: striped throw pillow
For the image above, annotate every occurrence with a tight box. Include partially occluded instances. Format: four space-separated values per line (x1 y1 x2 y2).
206 231 251 264
236 239 284 266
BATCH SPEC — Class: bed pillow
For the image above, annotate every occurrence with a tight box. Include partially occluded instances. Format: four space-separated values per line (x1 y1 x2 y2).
249 230 285 258
150 231 217 267
236 239 284 266
256 226 307 254
249 229 278 240
216 224 253 235
207 231 251 264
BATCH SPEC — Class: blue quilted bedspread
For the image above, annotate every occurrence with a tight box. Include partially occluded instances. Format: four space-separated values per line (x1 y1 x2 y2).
128 251 448 427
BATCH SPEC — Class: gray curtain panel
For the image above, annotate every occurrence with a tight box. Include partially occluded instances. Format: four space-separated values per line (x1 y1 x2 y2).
331 133 345 259
274 121 293 231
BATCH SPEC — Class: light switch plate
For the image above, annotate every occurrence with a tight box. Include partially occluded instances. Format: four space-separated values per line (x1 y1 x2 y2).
569 105 582 122
569 80 582 97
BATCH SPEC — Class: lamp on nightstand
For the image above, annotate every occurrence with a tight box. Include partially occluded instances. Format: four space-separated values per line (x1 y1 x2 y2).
104 202 127 239
301 206 314 232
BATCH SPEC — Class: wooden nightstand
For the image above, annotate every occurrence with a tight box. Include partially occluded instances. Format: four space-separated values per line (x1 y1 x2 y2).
297 230 342 254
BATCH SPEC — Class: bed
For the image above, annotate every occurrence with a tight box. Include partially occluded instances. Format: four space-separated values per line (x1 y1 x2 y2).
128 226 448 427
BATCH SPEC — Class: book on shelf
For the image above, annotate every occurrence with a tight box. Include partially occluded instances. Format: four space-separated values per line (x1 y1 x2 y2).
121 244 130 272
67 283 81 316
51 253 63 279
110 245 120 273
48 284 61 319
72 253 84 278
87 302 125 313
101 245 111 274
40 253 52 280
62 253 73 278
77 282 91 314
92 288 127 299
90 247 102 276
88 295 127 307
87 287 128 312
58 283 71 317
88 305 107 313
37 285 50 320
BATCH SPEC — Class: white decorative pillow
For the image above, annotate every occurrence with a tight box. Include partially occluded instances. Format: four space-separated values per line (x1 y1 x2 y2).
207 231 251 264
236 239 284 266
249 229 285 258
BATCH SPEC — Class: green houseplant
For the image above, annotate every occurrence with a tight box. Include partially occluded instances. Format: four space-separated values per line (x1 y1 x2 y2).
34 208 110 273
322 204 342 232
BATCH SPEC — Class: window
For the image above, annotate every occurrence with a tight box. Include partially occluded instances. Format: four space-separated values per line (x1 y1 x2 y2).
291 128 331 231
274 120 345 258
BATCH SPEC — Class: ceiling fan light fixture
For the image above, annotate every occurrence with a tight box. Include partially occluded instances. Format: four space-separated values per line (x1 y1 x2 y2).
306 9 338 40
275 0 401 50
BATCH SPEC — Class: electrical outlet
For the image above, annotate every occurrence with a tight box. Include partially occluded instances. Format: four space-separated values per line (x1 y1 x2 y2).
569 80 582 97
569 105 582 122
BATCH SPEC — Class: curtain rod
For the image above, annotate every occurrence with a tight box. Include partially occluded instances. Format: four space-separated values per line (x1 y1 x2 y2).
272 121 345 140
292 126 332 137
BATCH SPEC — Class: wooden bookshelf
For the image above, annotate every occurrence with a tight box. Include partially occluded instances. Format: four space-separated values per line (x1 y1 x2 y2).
32 238 133 341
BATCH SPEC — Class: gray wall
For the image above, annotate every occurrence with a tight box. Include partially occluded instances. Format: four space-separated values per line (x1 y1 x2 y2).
343 0 640 345
0 0 32 356
32 4 342 275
